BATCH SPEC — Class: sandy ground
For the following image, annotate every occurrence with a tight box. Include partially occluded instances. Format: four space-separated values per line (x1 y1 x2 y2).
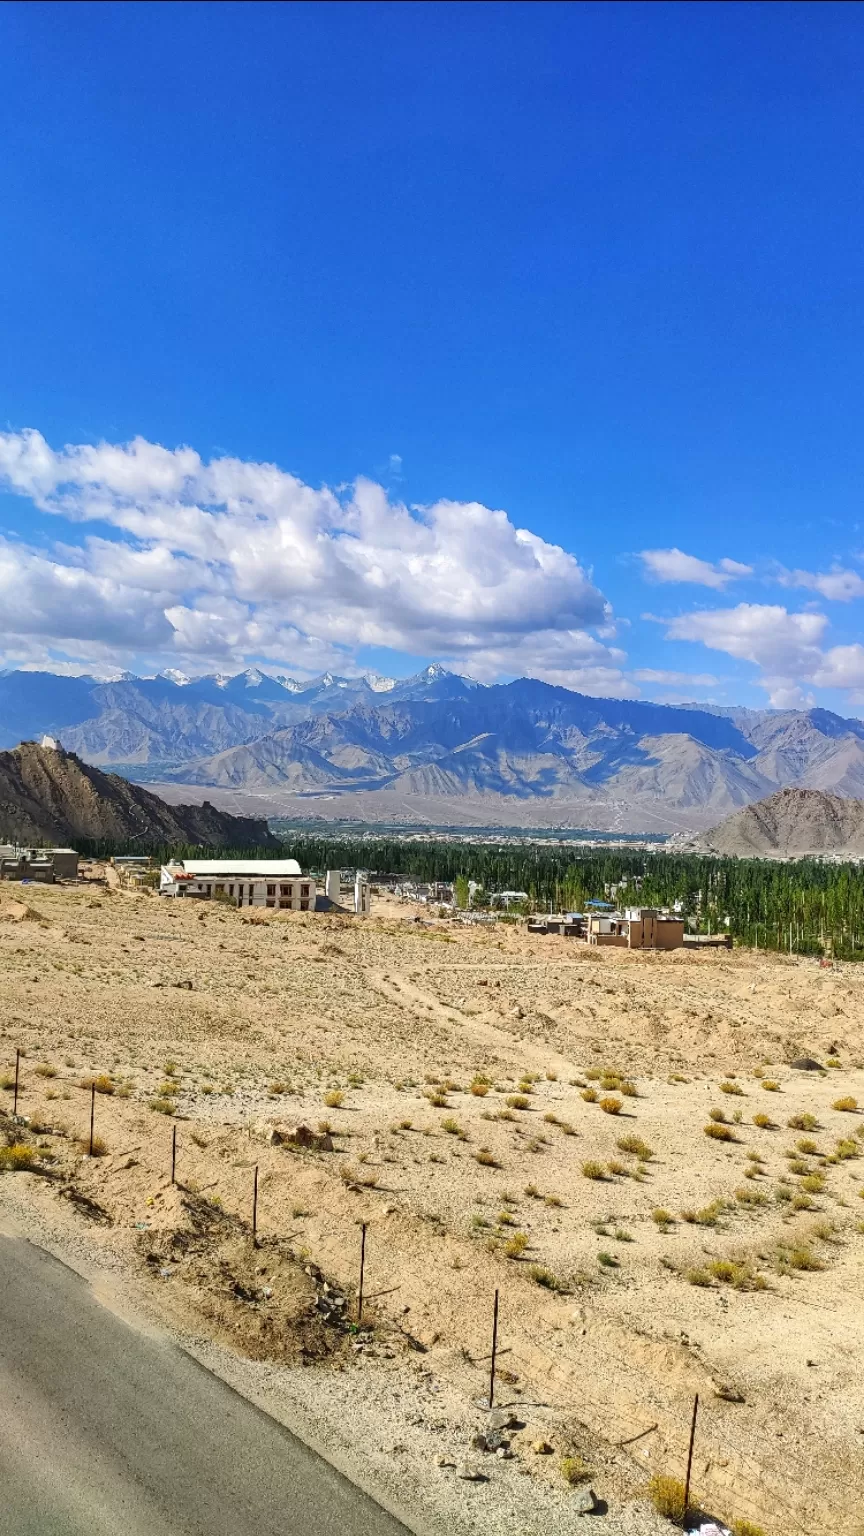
2 884 864 1536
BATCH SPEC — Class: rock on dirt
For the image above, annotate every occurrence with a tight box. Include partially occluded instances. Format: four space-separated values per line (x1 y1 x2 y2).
254 1121 334 1151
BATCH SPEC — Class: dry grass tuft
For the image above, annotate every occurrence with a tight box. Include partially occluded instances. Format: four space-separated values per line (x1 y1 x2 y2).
704 1121 737 1141
599 1096 622 1115
833 1096 858 1112
648 1474 686 1521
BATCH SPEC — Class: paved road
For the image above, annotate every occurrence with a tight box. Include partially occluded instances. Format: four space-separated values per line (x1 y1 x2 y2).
0 1234 412 1536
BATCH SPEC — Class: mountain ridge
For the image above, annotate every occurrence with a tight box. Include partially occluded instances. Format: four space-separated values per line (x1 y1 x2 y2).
0 742 276 847
693 787 864 857
3 666 864 827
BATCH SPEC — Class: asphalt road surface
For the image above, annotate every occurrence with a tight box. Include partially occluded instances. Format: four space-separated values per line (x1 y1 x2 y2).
0 1234 412 1536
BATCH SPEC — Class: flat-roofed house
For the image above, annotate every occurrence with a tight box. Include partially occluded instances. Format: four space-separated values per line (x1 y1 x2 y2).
159 858 315 911
587 907 684 950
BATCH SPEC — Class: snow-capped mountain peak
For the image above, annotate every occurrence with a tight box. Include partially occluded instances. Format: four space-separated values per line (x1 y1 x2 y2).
159 669 191 686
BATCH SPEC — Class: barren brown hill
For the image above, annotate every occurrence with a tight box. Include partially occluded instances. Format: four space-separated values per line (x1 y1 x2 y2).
0 741 276 847
696 785 864 856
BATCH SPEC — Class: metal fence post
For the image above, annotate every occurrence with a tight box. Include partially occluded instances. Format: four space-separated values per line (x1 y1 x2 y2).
683 1392 699 1528
357 1222 367 1323
488 1289 500 1409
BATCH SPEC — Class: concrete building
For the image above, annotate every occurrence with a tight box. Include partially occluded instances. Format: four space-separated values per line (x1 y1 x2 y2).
0 847 79 882
159 859 371 915
160 858 315 910
587 907 684 950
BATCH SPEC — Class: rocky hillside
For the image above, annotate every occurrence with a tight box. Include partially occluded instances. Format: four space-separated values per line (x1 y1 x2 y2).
0 742 276 847
695 787 864 857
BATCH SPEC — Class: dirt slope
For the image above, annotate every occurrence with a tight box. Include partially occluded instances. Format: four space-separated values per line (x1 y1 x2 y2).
0 741 275 846
696 785 864 856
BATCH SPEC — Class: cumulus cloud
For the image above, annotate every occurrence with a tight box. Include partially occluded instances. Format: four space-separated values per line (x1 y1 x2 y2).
0 428 619 685
661 601 864 707
639 548 753 589
775 565 864 601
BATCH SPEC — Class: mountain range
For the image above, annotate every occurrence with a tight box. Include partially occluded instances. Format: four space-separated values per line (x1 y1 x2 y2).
4 664 864 830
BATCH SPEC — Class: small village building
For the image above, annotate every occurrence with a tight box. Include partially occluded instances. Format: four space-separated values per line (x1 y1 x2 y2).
587 907 685 950
160 858 315 910
0 847 79 882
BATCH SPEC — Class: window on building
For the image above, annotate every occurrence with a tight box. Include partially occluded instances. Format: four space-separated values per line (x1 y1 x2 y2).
300 884 310 897
300 899 309 911
266 898 275 908
279 884 291 895
267 885 275 897
279 898 291 909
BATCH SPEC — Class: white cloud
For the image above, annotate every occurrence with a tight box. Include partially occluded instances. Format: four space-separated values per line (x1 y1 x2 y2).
660 601 864 707
632 668 719 687
775 566 864 601
0 428 618 686
639 548 753 589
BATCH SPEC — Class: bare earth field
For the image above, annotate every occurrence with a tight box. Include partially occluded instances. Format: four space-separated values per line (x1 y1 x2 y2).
2 885 864 1536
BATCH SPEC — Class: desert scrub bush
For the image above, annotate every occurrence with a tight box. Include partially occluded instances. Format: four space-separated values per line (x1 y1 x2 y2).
323 1089 344 1108
149 1096 176 1115
651 1207 674 1230
732 1522 766 1536
607 1158 628 1176
441 1117 463 1136
835 1137 858 1159
581 1160 606 1180
648 1474 686 1522
524 1182 540 1197
752 1113 774 1129
544 1193 563 1207
735 1186 768 1207
704 1121 736 1141
469 1081 489 1097
497 1209 516 1225
81 1074 115 1095
506 1095 530 1111
474 1148 500 1167
787 1111 818 1130
559 1454 591 1485
720 1081 744 1095
34 1063 57 1078
0 1143 37 1172
584 1067 602 1080
616 1133 652 1160
580 1087 597 1103
708 1258 762 1290
516 1080 534 1094
796 1137 819 1155
687 1267 714 1287
599 1096 622 1115
761 1079 780 1092
528 1264 563 1290
0 1074 15 1091
503 1232 529 1259
709 1106 727 1122
471 1213 489 1229
79 1134 108 1157
597 1250 619 1268
826 1056 842 1068
791 1192 815 1211
542 1111 558 1125
619 1079 638 1097
833 1096 858 1112
800 1173 825 1193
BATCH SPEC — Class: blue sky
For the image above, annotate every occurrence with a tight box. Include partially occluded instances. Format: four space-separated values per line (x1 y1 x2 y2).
2 0 864 711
